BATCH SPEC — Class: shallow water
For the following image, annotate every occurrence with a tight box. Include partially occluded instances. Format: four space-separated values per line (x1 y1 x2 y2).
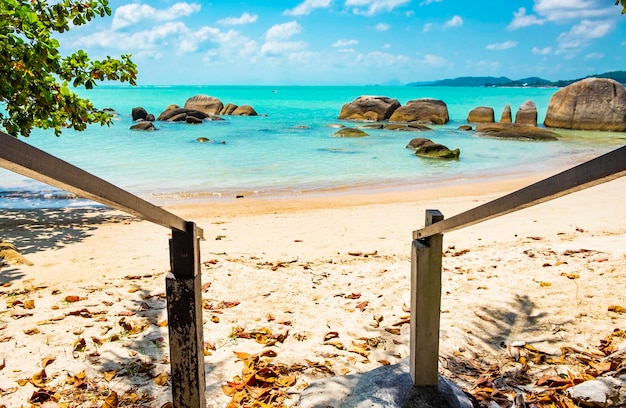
1 85 624 209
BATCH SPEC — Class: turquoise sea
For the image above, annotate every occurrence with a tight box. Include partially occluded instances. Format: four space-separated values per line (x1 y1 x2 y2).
1 85 625 209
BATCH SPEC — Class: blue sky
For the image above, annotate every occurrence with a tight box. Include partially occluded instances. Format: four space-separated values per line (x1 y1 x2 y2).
60 0 626 85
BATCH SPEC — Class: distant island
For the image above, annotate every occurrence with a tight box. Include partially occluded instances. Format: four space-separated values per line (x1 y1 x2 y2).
407 70 626 88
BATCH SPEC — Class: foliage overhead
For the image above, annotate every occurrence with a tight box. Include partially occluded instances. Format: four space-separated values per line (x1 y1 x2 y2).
618 0 626 14
0 0 137 137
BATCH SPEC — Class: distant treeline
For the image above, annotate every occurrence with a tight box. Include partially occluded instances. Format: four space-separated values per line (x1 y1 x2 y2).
408 71 626 88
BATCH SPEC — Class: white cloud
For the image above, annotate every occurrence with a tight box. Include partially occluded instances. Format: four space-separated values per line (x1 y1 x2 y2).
508 7 544 30
584 52 604 60
261 41 308 56
345 0 410 16
217 12 258 26
333 39 359 47
283 0 332 16
265 21 302 41
486 41 518 50
532 46 552 55
418 54 449 67
419 0 442 5
444 15 463 28
374 23 390 31
422 23 433 32
533 0 613 22
556 19 614 53
112 2 201 30
382 43 391 49
355 51 411 67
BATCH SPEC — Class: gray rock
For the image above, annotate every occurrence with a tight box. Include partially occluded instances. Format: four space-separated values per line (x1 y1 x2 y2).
566 377 624 407
297 359 471 408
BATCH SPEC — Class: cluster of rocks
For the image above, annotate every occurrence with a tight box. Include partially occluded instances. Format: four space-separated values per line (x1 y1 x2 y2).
130 95 258 131
335 77 626 159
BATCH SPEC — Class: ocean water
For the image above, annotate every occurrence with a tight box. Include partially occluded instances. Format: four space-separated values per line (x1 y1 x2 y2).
1 85 625 209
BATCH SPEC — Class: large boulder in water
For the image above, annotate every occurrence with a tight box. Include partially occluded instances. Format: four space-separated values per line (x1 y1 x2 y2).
476 123 559 141
467 106 494 123
544 78 626 131
338 96 401 121
515 100 538 126
232 105 258 116
130 121 156 131
158 108 210 121
184 95 224 115
132 107 148 121
389 98 449 125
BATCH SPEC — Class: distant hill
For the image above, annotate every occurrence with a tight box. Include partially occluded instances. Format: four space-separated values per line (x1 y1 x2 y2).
408 71 626 87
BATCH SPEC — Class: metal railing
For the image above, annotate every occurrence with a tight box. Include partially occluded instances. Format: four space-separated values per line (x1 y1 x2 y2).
0 130 207 407
409 145 626 388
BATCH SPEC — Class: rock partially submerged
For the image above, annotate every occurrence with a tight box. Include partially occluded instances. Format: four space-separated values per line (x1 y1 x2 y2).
338 96 401 121
333 128 369 137
475 123 559 141
406 137 460 160
130 121 157 131
467 106 494 123
389 98 449 125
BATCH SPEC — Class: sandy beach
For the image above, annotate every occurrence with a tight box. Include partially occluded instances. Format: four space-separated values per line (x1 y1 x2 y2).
1 173 625 407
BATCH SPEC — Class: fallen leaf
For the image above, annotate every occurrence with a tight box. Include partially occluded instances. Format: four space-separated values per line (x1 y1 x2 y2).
24 327 40 335
356 301 368 312
65 296 81 303
385 328 401 335
102 391 118 408
41 356 55 369
608 305 626 313
324 331 339 341
104 370 117 382
24 299 35 309
154 372 169 386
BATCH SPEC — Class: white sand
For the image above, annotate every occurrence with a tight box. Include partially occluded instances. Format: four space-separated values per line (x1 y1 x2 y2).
1 174 625 407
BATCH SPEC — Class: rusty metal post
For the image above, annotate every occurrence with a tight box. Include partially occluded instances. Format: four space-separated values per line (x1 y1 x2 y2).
166 221 206 407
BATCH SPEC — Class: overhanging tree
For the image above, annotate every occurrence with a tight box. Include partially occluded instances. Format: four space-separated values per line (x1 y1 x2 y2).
0 0 137 137
618 0 626 14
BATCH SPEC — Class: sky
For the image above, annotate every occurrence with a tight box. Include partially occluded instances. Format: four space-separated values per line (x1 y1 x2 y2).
58 0 626 85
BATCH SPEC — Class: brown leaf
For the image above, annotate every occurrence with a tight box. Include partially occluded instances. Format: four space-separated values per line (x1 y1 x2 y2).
31 369 48 387
102 391 119 408
154 372 169 386
324 341 345 350
41 356 55 369
356 301 368 312
104 370 117 382
24 327 40 335
65 295 81 303
23 299 35 309
346 293 361 299
324 331 339 342
608 305 626 313
385 328 401 335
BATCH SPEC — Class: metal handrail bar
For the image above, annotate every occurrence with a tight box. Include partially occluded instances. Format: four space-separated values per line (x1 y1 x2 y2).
414 145 626 240
0 131 202 238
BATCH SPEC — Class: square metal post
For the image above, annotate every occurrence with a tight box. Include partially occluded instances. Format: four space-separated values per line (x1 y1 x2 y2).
410 210 444 386
166 221 206 407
